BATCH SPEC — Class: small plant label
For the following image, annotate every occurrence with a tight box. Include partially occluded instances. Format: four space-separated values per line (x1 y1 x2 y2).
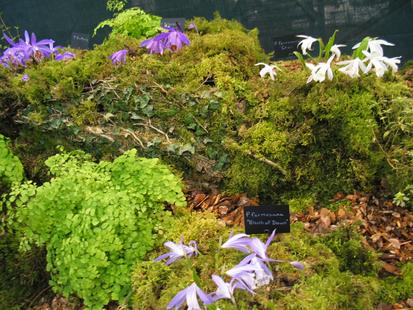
71 32 90 50
273 34 300 59
161 18 186 30
244 205 290 234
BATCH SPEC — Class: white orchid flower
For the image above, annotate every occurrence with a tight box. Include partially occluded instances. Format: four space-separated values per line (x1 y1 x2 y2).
363 50 401 77
297 35 318 55
306 56 334 83
255 62 278 80
353 38 395 57
382 56 401 72
330 44 346 60
337 58 368 78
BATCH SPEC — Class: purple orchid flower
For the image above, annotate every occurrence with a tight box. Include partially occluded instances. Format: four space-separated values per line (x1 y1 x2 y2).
140 31 169 55
55 51 75 61
21 74 29 82
25 31 55 58
165 27 190 52
109 49 128 65
187 23 198 32
154 239 198 265
3 32 18 47
1 30 56 68
140 27 190 54
167 282 213 310
0 47 29 68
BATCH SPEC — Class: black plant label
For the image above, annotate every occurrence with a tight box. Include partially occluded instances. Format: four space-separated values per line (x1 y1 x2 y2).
244 205 290 234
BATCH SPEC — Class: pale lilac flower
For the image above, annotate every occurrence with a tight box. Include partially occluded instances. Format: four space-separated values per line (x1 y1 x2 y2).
222 230 280 261
21 74 29 82
337 58 368 78
155 239 198 265
226 254 273 290
255 63 278 80
210 275 238 303
248 229 276 261
221 233 251 253
330 44 346 60
290 261 305 270
55 51 75 61
306 55 334 83
226 265 259 292
167 283 213 310
110 49 128 64
297 35 318 55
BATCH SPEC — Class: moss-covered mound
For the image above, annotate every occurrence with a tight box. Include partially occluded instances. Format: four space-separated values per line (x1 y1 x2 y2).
1 15 413 202
131 212 413 310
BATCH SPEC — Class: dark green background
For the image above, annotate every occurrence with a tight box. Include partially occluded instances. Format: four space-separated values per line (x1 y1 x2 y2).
1 0 413 60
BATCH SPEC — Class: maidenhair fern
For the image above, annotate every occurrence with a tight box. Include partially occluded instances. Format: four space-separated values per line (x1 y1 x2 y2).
94 7 162 39
8 149 186 309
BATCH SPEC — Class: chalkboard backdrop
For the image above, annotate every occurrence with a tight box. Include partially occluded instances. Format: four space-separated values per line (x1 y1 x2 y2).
1 0 413 60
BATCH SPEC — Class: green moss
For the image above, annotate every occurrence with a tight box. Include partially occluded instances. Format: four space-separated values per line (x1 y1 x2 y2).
380 262 413 304
277 271 381 310
320 226 381 276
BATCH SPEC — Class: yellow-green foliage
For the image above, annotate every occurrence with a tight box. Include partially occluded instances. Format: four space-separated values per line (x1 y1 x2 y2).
7 149 186 309
94 7 162 39
0 134 23 187
2 15 413 202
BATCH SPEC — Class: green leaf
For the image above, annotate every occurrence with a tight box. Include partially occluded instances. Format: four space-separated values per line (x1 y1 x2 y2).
353 36 371 59
318 38 325 58
293 51 306 68
324 30 338 59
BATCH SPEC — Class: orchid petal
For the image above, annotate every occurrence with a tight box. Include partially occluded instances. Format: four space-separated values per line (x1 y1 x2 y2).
290 261 305 270
167 287 188 309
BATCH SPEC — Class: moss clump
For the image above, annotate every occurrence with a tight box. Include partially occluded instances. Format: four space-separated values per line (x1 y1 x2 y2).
320 225 381 276
277 271 382 310
380 262 413 304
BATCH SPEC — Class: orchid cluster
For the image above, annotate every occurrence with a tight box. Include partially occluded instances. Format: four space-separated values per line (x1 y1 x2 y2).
0 30 74 69
256 34 401 84
155 231 303 309
297 34 401 83
140 27 190 55
108 27 190 65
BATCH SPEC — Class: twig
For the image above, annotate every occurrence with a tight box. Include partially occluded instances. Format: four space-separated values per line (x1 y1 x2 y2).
27 286 51 309
151 81 169 95
122 128 145 148
194 75 213 92
247 150 288 176
372 128 398 170
228 139 287 175
136 119 171 143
